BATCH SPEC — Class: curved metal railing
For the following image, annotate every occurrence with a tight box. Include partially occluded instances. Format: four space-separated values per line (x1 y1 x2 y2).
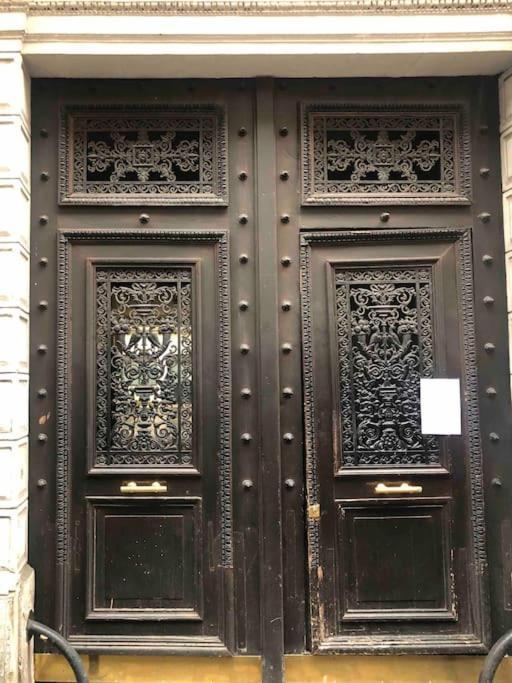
479 630 512 683
26 616 512 683
27 617 88 683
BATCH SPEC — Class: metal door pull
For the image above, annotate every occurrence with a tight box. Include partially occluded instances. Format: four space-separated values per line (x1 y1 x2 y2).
374 482 423 495
120 481 167 494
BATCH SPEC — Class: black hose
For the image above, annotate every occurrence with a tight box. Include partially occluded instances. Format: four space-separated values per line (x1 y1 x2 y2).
479 630 512 683
26 617 88 683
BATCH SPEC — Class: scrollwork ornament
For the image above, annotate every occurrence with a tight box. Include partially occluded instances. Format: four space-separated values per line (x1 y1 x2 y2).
59 105 228 205
301 104 471 205
335 267 440 468
95 267 194 467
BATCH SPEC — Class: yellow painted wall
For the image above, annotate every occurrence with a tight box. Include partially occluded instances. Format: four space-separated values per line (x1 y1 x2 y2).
35 654 512 683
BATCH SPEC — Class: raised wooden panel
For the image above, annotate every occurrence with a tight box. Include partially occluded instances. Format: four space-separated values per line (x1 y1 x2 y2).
338 501 455 621
87 498 202 621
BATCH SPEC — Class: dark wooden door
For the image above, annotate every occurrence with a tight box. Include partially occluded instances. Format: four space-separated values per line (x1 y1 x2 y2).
300 228 487 651
62 230 232 650
30 80 263 655
30 77 512 672
273 77 510 657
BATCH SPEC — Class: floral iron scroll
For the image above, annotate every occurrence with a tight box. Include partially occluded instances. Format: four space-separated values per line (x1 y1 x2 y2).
335 266 440 468
95 266 193 468
59 105 227 205
301 104 471 204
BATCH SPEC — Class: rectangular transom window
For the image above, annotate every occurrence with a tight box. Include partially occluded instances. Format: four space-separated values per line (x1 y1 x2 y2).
59 105 228 205
301 104 471 204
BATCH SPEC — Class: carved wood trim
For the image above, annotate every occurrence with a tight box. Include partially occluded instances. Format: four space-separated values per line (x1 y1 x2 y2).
56 229 233 580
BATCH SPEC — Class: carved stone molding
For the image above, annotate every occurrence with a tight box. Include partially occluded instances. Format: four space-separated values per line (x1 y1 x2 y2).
1 0 509 14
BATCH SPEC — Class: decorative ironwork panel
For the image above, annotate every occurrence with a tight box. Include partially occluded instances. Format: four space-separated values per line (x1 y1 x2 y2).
95 266 193 467
335 266 440 467
59 105 228 205
301 105 471 204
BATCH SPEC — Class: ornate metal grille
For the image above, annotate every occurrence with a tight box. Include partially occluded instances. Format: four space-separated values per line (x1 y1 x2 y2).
59 105 227 205
301 105 470 204
95 266 193 467
335 266 439 468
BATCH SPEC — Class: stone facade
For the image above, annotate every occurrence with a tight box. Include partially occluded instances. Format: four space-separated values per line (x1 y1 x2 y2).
500 69 512 399
0 51 33 683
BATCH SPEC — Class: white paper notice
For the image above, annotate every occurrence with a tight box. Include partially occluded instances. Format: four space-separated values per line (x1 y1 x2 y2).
420 378 461 435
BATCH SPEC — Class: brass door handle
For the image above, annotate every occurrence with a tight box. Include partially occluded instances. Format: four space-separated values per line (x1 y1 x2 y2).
120 481 168 494
374 482 423 495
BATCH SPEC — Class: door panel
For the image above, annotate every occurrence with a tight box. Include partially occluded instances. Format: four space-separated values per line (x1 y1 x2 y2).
274 76 510 655
60 230 232 650
338 501 453 620
300 228 488 651
87 498 202 620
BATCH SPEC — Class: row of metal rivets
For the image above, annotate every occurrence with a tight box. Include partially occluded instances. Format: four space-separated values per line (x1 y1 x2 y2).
237 128 296 478
35 129 53 463
277 126 295 478
236 128 254 480
476 140 500 448
37 141 50 453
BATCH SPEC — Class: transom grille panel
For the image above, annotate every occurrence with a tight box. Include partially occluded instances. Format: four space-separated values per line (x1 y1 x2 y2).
301 105 471 204
59 105 228 205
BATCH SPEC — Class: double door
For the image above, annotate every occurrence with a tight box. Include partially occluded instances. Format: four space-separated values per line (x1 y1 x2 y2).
30 77 510 670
